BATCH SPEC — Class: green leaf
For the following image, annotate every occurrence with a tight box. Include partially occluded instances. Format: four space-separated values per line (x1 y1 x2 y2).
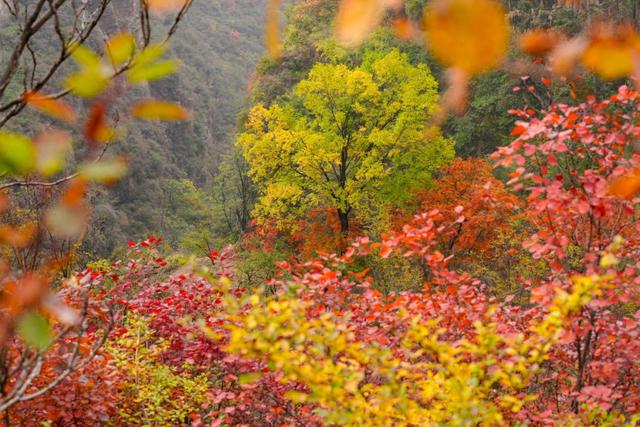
0 131 36 175
68 43 101 67
17 311 52 351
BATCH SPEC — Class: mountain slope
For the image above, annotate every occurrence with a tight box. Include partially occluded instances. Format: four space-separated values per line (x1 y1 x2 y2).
89 0 266 254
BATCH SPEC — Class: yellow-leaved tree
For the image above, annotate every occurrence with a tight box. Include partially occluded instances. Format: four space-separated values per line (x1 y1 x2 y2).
238 49 453 236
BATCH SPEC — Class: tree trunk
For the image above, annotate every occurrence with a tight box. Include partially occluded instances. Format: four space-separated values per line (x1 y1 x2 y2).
337 209 349 236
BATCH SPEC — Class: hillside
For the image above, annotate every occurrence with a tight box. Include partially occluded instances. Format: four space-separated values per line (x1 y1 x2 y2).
90 0 266 254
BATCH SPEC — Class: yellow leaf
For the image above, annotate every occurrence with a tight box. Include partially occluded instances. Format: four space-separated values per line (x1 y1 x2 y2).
249 294 260 305
79 157 128 185
131 100 190 121
126 43 179 83
106 33 135 66
238 372 264 384
335 0 385 48
68 43 101 67
65 68 110 98
65 44 112 98
128 59 179 83
133 43 167 66
265 0 283 59
0 131 35 175
582 23 640 81
66 44 112 98
599 253 619 268
23 91 76 122
284 390 308 403
423 0 509 75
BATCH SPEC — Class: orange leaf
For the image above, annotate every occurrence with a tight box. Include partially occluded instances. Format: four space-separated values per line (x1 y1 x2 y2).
424 0 509 75
379 244 392 258
146 0 188 14
131 100 190 121
265 0 283 60
511 125 526 136
23 91 76 123
392 18 418 40
0 222 37 248
0 193 9 213
519 29 563 56
559 0 581 7
61 178 87 206
84 101 114 143
609 169 640 199
335 0 385 48
380 0 404 8
6 273 49 313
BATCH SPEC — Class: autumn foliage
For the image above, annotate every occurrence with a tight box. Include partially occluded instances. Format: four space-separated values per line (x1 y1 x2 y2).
414 158 521 256
2 86 639 425
5 0 640 424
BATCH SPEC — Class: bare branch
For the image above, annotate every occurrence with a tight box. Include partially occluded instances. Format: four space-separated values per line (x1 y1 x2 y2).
0 144 109 190
0 0 48 97
164 0 194 42
0 0 192 129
